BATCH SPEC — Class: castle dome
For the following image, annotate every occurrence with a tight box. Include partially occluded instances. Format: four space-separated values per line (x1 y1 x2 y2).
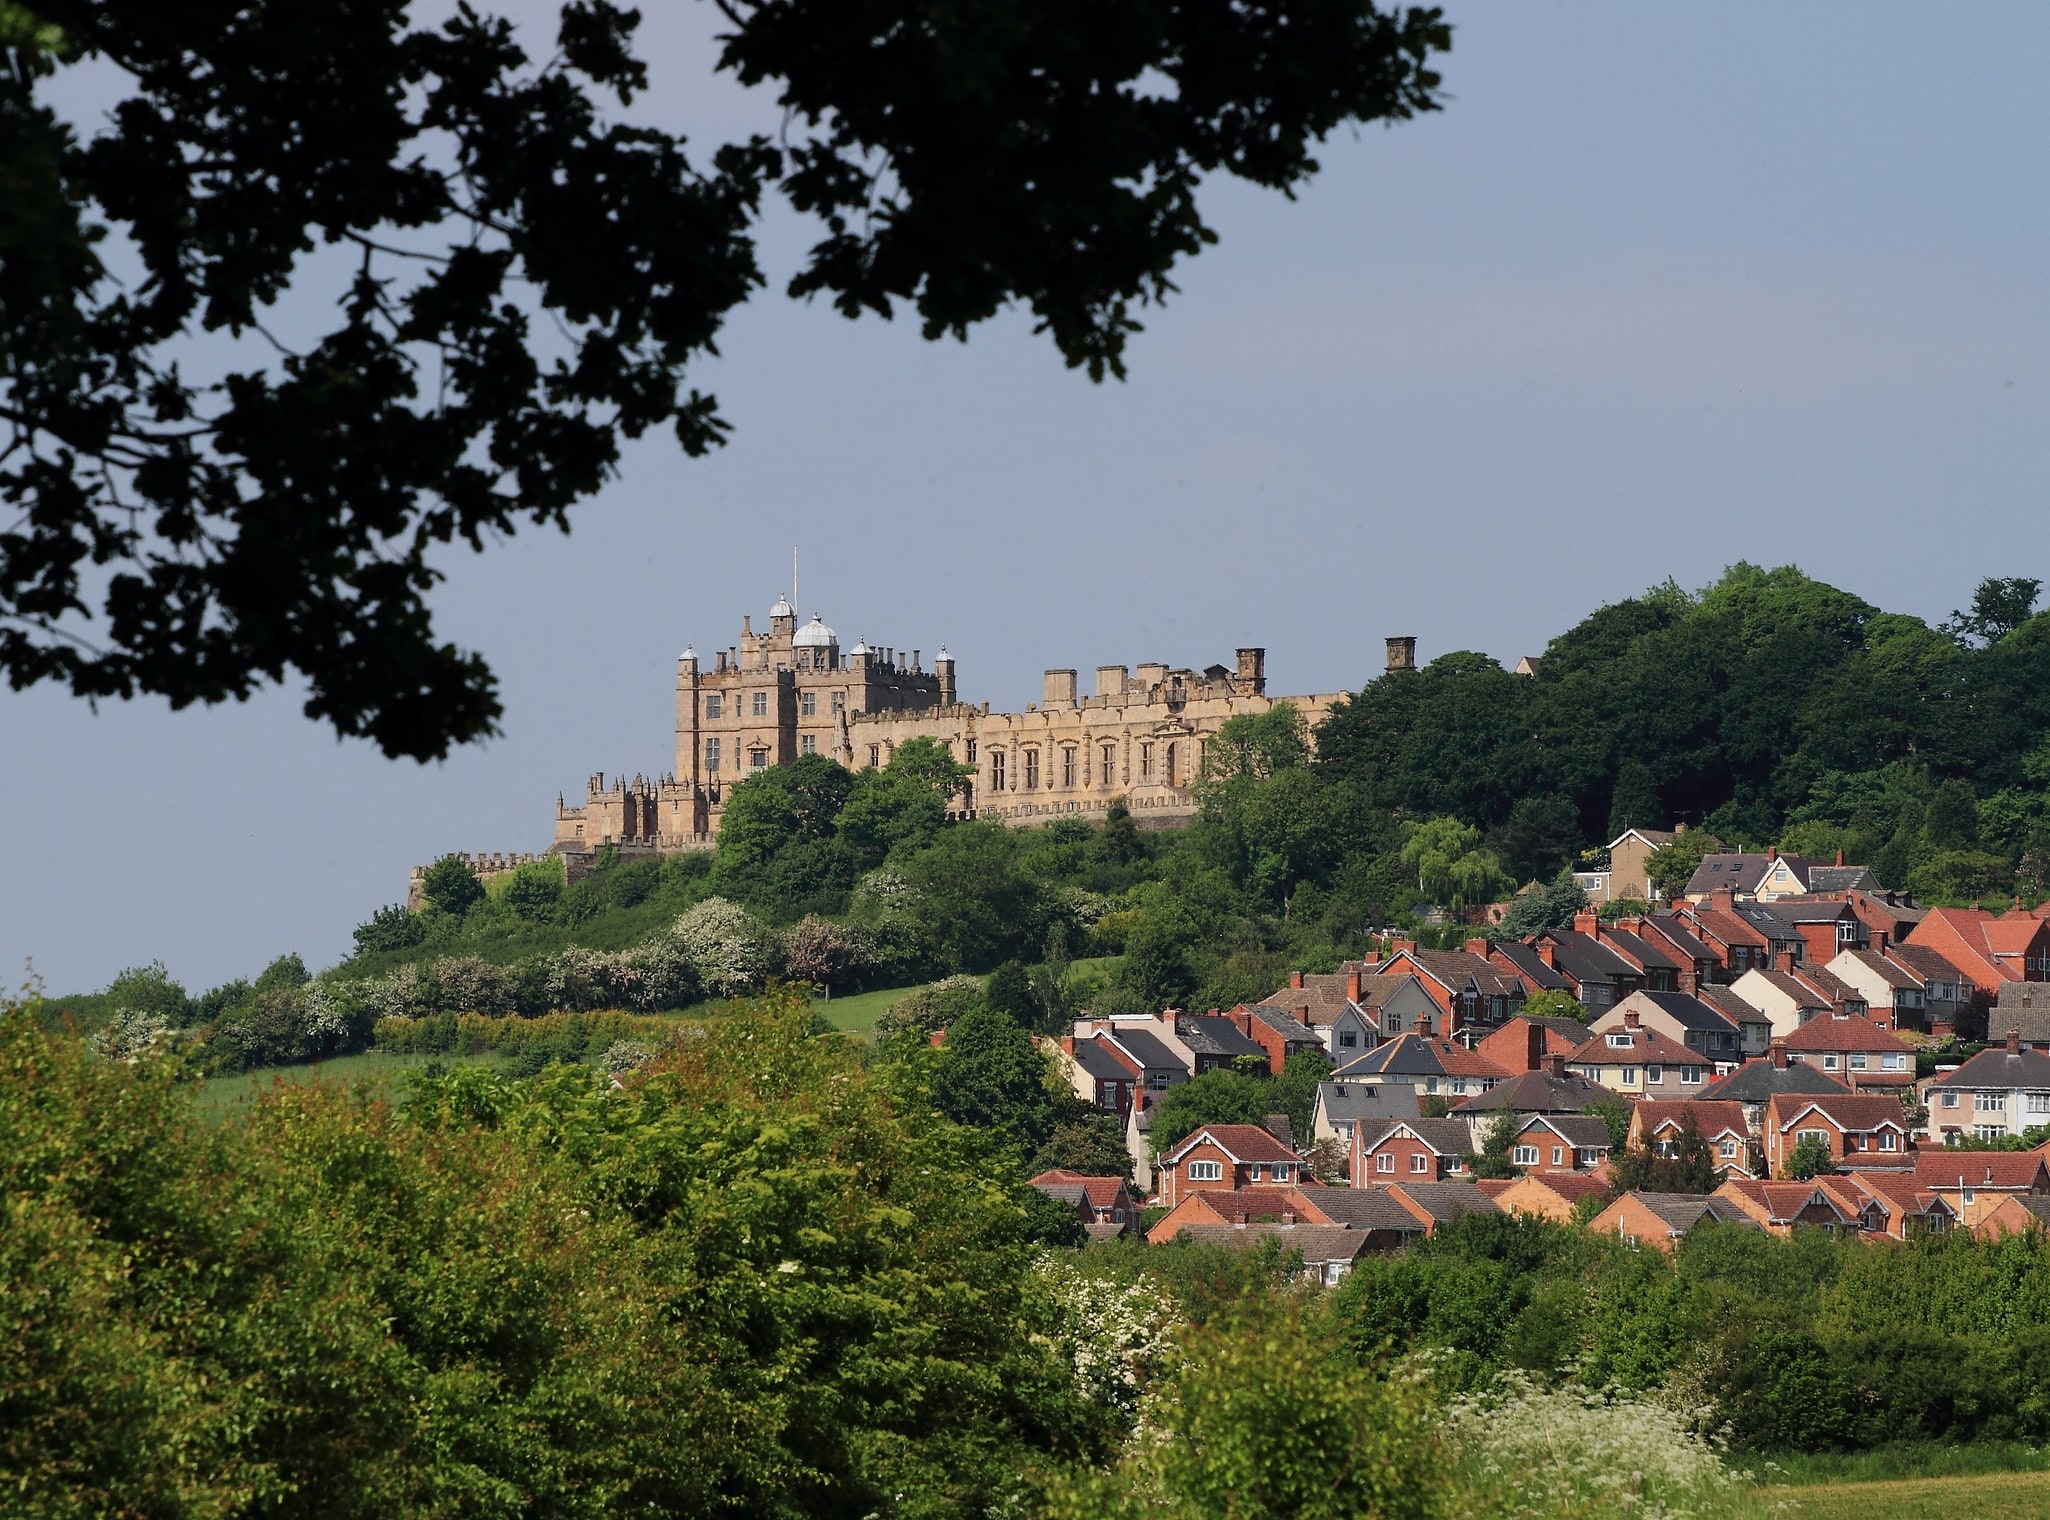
769 594 794 620
849 637 870 656
792 614 836 648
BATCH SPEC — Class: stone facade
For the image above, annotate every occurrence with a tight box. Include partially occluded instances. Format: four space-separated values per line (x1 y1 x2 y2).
547 598 1364 853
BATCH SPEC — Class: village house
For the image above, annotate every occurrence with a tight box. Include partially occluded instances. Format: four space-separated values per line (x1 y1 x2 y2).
1175 1012 1270 1074
1633 914 1724 993
1693 984 1776 1056
1907 907 2050 1002
1310 1080 1421 1146
1487 940 1580 999
1712 1179 1855 1236
1504 1113 1612 1173
1155 1124 1308 1208
1525 922 1644 1011
1376 943 1528 1031
1841 888 1927 947
1679 890 1775 974
1760 1092 1914 1177
1993 983 2050 1049
1492 1170 1612 1223
1728 961 1847 1038
1565 1014 1710 1096
1449 1059 1612 1118
1909 1150 2050 1232
1590 918 1687 993
1627 1099 1755 1178
1351 1117 1480 1184
1475 1013 1596 1074
1161 1223 1376 1283
1579 827 1679 904
1969 1194 2050 1239
1681 848 1876 903
1701 1053 1854 1135
1595 990 1746 1068
1029 1170 1139 1237
1226 1003 1326 1074
1765 897 1870 964
1062 1035 1141 1114
1587 1191 1760 1251
1332 1027 1515 1101
1256 969 1384 1059
1825 938 1941 1033
1776 1014 1917 1091
1923 1032 2050 1144
1816 1170 1958 1240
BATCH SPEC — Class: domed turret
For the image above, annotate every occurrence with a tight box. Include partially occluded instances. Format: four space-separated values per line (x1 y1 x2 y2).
792 614 836 648
769 594 794 621
849 637 870 657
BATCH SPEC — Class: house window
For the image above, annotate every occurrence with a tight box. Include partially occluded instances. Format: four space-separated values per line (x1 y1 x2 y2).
1975 1125 2007 1142
1186 1160 1223 1181
1606 1033 1635 1048
705 739 721 774
800 691 816 717
1974 1091 2005 1113
1247 1164 1264 1181
1962 1186 1977 1204
1849 1052 1868 1070
1410 1153 1430 1173
1513 1146 1540 1166
1797 1128 1830 1149
1023 750 1040 789
1941 1090 1959 1109
748 748 768 770
2027 1092 2050 1115
1376 1152 1395 1174
1883 1053 1907 1071
1165 742 1178 785
1879 1130 1899 1151
1339 1031 1358 1049
1719 1138 1737 1159
1682 1066 1703 1085
1551 1146 1565 1166
1577 1149 1600 1167
1622 1067 1640 1086
1274 1165 1292 1182
990 750 1006 790
752 691 768 717
705 694 723 718
1823 1055 1840 1070
1101 742 1116 781
1139 743 1153 778
1112 1208 1124 1223
800 734 816 754
1647 1065 1664 1085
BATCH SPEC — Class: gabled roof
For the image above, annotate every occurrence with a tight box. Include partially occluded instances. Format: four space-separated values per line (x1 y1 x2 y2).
1568 1027 1700 1067
1258 972 1365 1029
1702 1060 1854 1103
1450 1067 1611 1114
1795 965 1863 1006
1609 827 1678 850
1912 1151 2050 1191
1488 942 1576 994
1805 865 1882 893
1334 1033 1515 1082
1357 1117 1479 1158
1835 948 1922 991
1696 985 1774 1027
1170 1222 1373 1265
1765 1092 1912 1134
1642 915 1719 965
1389 1180 1503 1225
1601 927 1681 973
1070 1037 1139 1080
1305 1187 1431 1233
1840 1169 1955 1219
1176 1016 1266 1060
1633 1099 1750 1141
1718 1178 1853 1225
1524 1015 1597 1045
1992 985 2050 1045
1102 1026 1184 1071
1926 1045 2050 1091
1618 1191 1759 1231
1162 1123 1304 1166
1532 931 1639 985
1781 1015 1913 1053
1887 941 1965 986
1244 1003 1320 1045
1029 1170 1130 1208
1741 969 1832 1012
1316 1081 1422 1126
1352 971 1438 1008
1507 1171 1610 1205
1909 908 2050 990
1768 898 1860 925
1732 904 1804 943
1625 990 1739 1035
1684 854 1777 896
1688 905 1770 951
1388 948 1527 1001
1515 1113 1613 1150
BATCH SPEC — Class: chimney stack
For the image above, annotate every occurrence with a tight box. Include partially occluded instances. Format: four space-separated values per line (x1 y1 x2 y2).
1573 909 1600 938
1345 971 1362 1004
1771 1040 1788 1069
1548 1053 1568 1078
1776 949 1796 974
1836 848 1845 867
1290 970 1305 990
1712 886 1738 915
1418 1013 1434 1040
1537 941 1556 969
2009 1027 2023 1055
1767 845 1778 862
1873 929 1888 954
1624 1008 1641 1029
1466 937 1491 957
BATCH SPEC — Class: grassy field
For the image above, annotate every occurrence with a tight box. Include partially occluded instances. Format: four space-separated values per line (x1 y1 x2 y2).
1722 1471 2050 1519
197 1049 500 1111
811 984 915 1037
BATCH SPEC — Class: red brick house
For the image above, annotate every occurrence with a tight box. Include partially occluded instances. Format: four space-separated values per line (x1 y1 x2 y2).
1761 1092 1914 1177
1627 1099 1754 1177
1156 1124 1307 1207
1911 1151 2050 1231
1029 1170 1139 1234
1777 1013 1916 1090
1713 1178 1855 1235
1908 908 2050 1002
1351 1117 1477 1184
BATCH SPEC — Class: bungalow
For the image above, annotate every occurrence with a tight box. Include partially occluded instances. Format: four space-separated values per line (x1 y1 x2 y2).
1595 990 1744 1068
1923 1033 2050 1144
1587 1191 1760 1251
1310 1079 1422 1146
1299 1186 1436 1252
1493 1170 1612 1223
1712 1179 1855 1236
1144 1183 1324 1242
1029 1170 1139 1235
1565 1016 1711 1096
1352 1117 1480 1184
1760 1092 1914 1177
1156 1124 1308 1208
1505 1113 1612 1173
1627 1099 1754 1177
1777 1013 1917 1090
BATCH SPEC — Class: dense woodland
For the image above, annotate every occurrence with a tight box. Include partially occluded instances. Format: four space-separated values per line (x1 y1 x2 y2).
48 565 2050 1078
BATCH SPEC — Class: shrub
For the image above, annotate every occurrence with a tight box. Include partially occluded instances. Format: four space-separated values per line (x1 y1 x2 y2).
670 897 771 998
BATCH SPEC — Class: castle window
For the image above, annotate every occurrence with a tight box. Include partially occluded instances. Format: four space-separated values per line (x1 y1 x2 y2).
1101 742 1116 783
752 691 768 718
832 692 845 713
705 739 721 774
990 749 1006 790
1165 742 1177 785
801 734 816 754
1060 748 1075 787
966 739 977 764
1023 749 1040 790
868 745 881 768
749 747 768 770
1139 743 1153 778
704 694 722 719
801 691 816 717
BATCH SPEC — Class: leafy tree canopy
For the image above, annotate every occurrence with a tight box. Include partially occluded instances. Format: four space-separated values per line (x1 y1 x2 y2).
1148 1068 1273 1158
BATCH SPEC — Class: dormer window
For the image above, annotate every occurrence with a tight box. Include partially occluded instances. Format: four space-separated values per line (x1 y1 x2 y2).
1606 1033 1634 1048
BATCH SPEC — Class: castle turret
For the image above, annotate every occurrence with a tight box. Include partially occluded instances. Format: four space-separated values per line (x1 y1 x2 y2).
935 646 955 706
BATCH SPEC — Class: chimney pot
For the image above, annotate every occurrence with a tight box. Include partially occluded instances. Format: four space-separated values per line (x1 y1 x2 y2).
2009 1027 2023 1055
1767 845 1778 862
1573 910 1600 938
1525 1019 1544 1071
1771 1041 1788 1069
1418 1013 1434 1040
1836 848 1846 867
1624 1008 1641 1029
1466 936 1490 957
1873 929 1888 954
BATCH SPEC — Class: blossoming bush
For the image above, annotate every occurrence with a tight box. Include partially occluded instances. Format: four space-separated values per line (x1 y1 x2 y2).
1030 1255 1176 1425
670 897 771 998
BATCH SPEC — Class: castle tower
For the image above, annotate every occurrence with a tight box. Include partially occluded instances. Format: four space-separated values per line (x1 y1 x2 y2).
675 645 700 786
935 646 955 706
1386 636 1417 673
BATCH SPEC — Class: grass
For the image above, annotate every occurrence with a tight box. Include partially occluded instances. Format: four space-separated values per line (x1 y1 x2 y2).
1716 1470 2050 1520
1756 1441 2050 1485
811 983 916 1037
197 1049 500 1112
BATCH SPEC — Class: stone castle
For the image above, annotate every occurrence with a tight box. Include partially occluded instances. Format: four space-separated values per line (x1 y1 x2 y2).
543 597 1395 857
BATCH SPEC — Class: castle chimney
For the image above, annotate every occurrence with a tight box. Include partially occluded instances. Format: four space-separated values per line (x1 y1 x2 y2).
1385 636 1417 673
1235 647 1267 695
911 650 920 673
934 647 955 705
1043 669 1077 708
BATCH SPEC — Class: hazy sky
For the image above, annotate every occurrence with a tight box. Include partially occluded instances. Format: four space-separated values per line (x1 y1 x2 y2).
7 2 2047 995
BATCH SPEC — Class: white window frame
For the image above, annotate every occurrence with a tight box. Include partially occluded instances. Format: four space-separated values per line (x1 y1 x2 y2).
1375 1152 1395 1174
1186 1159 1223 1182
1409 1152 1430 1174
1512 1145 1540 1166
1974 1091 2006 1113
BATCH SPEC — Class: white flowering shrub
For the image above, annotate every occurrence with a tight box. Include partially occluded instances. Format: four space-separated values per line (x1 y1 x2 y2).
875 974 983 1042
357 963 431 1022
301 981 354 1044
429 955 518 1016
622 937 699 1011
1029 1256 1175 1424
601 1038 655 1074
670 897 769 998
544 946 629 1012
1446 1370 1742 1520
90 1006 170 1062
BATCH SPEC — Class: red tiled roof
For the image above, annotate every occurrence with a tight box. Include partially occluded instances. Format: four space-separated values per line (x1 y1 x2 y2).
1765 1092 1912 1134
1908 908 2049 991
1518 1171 1611 1204
1912 1152 2050 1191
1030 1170 1130 1208
1164 1123 1304 1165
1781 1016 1914 1053
1719 1178 1850 1223
1633 1099 1749 1141
1568 1028 1700 1067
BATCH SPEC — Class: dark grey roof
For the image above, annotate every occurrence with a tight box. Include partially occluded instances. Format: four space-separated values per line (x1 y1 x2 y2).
1887 942 1964 983
1603 928 1680 972
1684 854 1774 895
1732 904 1802 942
1317 1081 1422 1126
1306 1188 1429 1232
1106 1026 1185 1071
1518 1114 1613 1150
1701 1061 1853 1103
1356 1117 1478 1156
1535 932 1638 984
1633 990 1739 1034
1645 915 1718 963
1488 942 1575 993
1624 1192 1759 1232
1696 985 1773 1027
1928 1046 2050 1090
1036 1183 1088 1207
1263 1113 1297 1151
1806 866 1881 893
1176 1016 1265 1059
1449 1068 1609 1114
1770 899 1859 924
1838 949 1920 991
1393 1181 1503 1224
1248 1004 1319 1045
1526 1015 1596 1044
1071 1039 1135 1080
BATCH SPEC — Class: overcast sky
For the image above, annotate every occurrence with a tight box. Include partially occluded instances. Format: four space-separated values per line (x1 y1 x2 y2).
7 1 2047 995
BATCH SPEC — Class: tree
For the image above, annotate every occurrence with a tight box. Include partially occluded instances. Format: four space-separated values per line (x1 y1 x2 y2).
1148 1069 1272 1158
3 2 1449 759
1203 703 1308 779
1399 816 1512 910
1645 827 1721 903
1267 1047 1333 1146
1610 1114 1716 1195
1466 1109 1520 1180
1944 577 2043 648
1786 1133 1835 1181
931 1004 1057 1159
1586 1093 1633 1155
984 960 1038 1028
418 854 485 916
1519 988 1590 1025
1030 1105 1135 1184
1495 870 1589 938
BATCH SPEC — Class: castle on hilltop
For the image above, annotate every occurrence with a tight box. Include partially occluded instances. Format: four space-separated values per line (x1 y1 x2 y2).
543 597 1382 858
